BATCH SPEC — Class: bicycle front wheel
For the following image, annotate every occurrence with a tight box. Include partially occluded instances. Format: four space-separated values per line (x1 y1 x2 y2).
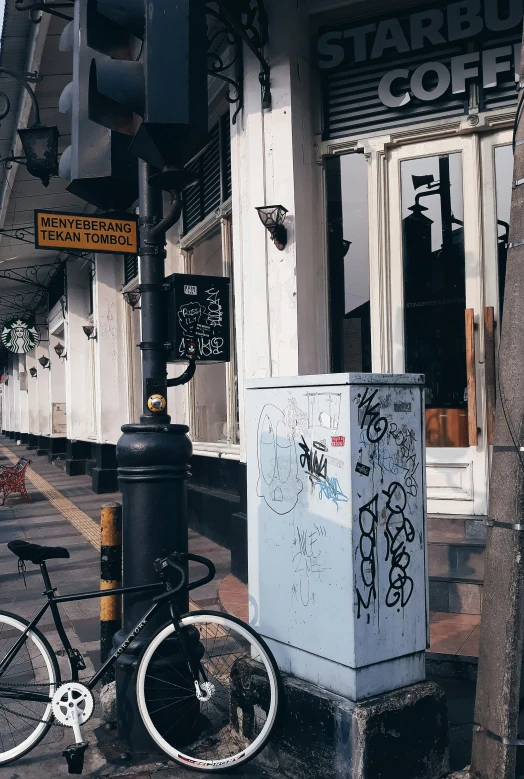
0 610 60 764
137 610 280 771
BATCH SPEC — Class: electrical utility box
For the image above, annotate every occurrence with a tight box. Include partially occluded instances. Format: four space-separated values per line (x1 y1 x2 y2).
246 373 427 701
166 273 230 363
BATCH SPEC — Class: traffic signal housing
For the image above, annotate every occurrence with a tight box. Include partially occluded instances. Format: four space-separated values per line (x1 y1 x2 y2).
58 0 138 210
87 0 209 191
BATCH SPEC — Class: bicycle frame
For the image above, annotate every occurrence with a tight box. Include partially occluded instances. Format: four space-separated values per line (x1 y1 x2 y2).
0 560 180 704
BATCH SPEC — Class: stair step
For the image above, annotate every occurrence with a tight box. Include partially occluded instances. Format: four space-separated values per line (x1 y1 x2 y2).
429 541 485 580
428 515 487 543
429 578 482 615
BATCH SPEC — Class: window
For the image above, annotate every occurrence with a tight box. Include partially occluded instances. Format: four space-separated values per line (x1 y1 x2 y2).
326 153 371 372
185 221 238 446
182 114 231 235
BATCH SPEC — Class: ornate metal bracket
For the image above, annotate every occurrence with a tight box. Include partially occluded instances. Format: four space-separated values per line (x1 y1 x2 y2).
0 261 62 291
15 0 73 23
0 225 35 246
0 289 48 317
206 0 270 124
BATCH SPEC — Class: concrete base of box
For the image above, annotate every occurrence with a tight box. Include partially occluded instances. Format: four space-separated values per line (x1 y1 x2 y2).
257 676 449 779
267 636 426 700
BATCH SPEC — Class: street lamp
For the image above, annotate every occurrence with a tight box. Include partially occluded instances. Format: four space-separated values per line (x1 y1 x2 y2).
0 68 59 187
29 367 37 377
37 356 50 369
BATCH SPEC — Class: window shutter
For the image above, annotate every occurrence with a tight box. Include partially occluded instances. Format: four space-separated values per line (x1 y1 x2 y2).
124 254 138 285
182 113 231 235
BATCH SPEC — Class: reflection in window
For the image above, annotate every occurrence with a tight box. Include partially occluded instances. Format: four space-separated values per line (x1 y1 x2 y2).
326 154 371 372
401 153 467 447
495 145 512 319
190 229 228 444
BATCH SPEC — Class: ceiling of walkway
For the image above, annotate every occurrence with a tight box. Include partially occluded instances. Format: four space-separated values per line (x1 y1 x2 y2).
0 3 88 330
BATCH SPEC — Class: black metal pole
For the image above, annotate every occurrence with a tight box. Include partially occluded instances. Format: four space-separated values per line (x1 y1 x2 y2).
114 160 192 752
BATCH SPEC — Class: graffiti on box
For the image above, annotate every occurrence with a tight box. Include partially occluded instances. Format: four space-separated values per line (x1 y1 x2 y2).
255 384 421 620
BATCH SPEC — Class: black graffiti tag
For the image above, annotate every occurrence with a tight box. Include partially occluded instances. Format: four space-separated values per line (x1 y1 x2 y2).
298 436 327 485
383 481 415 610
355 494 378 622
358 388 388 444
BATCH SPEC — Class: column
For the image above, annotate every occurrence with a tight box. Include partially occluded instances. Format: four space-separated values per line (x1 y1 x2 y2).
231 0 326 461
19 354 29 445
48 329 67 460
26 349 39 450
64 258 94 474
92 253 127 492
36 329 52 455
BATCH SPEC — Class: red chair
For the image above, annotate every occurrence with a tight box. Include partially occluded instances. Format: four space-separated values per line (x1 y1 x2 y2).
0 457 32 506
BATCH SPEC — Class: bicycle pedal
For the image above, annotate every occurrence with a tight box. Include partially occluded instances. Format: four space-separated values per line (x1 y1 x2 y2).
62 741 89 775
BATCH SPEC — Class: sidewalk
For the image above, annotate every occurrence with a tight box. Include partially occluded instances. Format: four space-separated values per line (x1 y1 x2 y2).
0 436 262 779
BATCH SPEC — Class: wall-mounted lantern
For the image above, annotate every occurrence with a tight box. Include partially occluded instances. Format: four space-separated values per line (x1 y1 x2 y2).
255 205 288 250
38 356 50 369
54 343 67 360
29 367 37 377
82 325 97 340
123 289 141 311
342 239 352 257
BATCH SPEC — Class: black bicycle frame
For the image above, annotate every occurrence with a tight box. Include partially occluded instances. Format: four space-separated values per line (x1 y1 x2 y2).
0 561 178 704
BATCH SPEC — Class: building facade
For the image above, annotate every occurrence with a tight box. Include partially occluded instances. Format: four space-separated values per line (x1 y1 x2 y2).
0 0 517 588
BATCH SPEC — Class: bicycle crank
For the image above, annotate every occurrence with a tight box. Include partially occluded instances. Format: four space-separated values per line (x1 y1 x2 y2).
52 682 93 775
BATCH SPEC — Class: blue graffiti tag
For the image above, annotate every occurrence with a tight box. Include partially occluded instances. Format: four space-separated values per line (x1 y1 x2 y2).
316 476 348 510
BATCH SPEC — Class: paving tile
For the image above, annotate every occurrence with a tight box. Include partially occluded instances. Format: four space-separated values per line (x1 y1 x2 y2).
457 624 481 657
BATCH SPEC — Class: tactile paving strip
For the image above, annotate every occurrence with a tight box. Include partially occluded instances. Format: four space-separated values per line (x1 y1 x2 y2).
0 444 199 610
0 444 100 549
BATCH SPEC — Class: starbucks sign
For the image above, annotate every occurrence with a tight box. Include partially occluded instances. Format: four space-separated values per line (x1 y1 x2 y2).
1 317 40 354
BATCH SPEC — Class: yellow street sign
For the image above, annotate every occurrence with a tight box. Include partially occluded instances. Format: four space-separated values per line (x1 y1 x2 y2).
34 210 138 254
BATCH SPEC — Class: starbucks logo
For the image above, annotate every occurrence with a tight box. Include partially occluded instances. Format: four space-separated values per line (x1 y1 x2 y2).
1 317 40 354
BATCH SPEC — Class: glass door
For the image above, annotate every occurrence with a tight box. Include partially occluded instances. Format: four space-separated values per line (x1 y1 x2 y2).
388 136 488 516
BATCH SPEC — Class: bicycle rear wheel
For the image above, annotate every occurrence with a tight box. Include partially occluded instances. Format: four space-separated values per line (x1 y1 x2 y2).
0 610 60 764
137 610 280 771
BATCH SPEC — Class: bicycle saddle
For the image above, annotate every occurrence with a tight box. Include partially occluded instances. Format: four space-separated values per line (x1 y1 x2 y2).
7 540 70 564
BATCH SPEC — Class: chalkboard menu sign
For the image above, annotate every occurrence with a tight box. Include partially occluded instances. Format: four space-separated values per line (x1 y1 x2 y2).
166 273 231 363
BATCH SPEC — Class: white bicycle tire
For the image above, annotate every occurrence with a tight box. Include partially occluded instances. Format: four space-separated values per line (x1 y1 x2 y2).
137 611 279 771
0 611 59 764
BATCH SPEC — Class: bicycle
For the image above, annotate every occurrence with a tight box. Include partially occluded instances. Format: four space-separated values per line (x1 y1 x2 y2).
0 539 281 774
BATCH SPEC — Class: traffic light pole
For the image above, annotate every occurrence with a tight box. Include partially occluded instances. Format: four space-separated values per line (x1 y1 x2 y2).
114 161 192 751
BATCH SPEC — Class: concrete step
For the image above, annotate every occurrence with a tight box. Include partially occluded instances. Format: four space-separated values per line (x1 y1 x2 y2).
429 577 482 615
428 514 487 543
428 516 487 615
429 540 486 580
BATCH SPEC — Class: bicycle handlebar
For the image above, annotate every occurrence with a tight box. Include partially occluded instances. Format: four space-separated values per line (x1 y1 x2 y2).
153 552 216 604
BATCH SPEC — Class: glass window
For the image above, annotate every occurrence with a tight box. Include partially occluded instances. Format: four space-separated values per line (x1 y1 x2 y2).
188 225 237 445
326 153 371 373
401 153 467 447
